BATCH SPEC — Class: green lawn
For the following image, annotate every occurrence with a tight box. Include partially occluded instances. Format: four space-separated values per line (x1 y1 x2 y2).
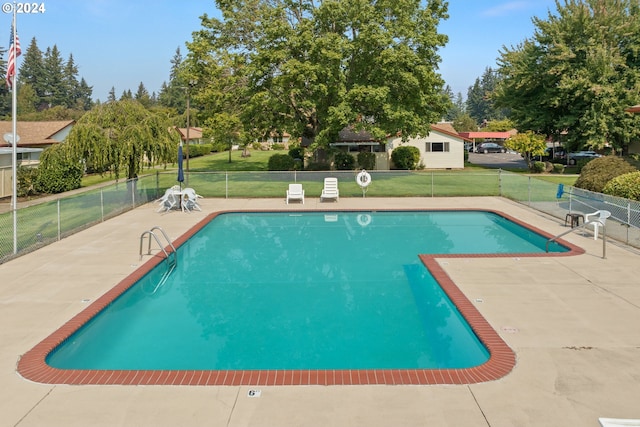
81 149 579 188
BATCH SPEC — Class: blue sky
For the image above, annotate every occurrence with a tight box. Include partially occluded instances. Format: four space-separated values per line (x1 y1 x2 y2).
2 0 557 102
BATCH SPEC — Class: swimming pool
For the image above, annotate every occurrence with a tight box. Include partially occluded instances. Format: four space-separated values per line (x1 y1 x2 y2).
19 209 581 386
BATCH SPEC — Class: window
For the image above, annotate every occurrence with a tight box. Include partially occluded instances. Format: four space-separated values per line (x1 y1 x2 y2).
425 142 449 152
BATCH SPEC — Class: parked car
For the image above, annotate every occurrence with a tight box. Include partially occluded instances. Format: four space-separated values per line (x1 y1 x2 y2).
567 151 601 165
475 143 506 154
543 147 566 160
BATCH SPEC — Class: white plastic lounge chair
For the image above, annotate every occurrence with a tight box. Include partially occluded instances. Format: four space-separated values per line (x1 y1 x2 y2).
157 188 178 212
286 183 304 204
320 178 339 202
181 188 203 212
599 418 640 427
585 210 611 240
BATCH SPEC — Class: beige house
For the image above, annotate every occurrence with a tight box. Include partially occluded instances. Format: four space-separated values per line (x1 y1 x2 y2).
386 123 470 169
0 121 75 199
330 123 468 170
174 127 205 145
256 132 292 150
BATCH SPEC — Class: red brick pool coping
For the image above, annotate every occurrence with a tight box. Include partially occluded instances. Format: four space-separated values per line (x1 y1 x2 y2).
17 209 584 386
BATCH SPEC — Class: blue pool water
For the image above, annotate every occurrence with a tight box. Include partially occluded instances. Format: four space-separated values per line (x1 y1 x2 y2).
47 211 567 371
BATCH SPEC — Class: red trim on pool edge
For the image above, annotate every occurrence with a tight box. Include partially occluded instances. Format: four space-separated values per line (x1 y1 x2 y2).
17 209 584 386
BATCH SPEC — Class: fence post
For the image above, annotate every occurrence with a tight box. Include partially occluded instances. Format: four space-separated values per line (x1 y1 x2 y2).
431 172 434 197
528 176 532 205
226 172 229 199
569 187 573 212
498 169 502 197
101 188 104 222
57 199 61 241
131 178 136 208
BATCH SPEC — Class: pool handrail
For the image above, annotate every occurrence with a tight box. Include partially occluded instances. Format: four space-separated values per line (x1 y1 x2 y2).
546 221 606 259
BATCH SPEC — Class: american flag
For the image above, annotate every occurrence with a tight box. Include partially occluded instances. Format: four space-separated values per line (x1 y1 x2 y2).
6 25 21 88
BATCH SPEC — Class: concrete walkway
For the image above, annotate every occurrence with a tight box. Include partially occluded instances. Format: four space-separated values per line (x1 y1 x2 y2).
1 197 639 427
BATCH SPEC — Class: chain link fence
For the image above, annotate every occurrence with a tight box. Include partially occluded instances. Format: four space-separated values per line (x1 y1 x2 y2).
502 173 640 248
2 169 639 264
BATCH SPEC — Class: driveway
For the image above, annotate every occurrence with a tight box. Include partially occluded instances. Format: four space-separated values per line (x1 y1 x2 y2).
468 151 528 170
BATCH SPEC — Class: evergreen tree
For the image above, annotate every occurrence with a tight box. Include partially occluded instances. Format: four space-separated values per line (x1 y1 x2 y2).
77 78 94 110
63 53 80 108
43 45 66 108
443 85 465 121
466 67 507 123
108 87 117 102
120 89 133 100
18 37 46 109
158 47 188 111
134 82 152 108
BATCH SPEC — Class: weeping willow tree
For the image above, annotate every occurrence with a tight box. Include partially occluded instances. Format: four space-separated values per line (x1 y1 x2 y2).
59 100 179 180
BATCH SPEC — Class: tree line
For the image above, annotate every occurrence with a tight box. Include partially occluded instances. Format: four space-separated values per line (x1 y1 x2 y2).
0 37 93 118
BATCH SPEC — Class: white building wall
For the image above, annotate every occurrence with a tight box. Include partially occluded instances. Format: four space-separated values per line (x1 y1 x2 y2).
386 130 465 169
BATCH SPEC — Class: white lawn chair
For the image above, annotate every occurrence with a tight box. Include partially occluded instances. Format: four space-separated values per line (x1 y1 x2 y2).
286 183 304 204
320 177 339 202
584 210 611 240
181 188 203 212
599 418 640 427
157 188 178 212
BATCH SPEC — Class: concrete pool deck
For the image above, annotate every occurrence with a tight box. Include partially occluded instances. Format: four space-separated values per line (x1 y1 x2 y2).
1 196 639 426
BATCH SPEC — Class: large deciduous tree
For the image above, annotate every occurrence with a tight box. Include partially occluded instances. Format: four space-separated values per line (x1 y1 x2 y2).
186 0 450 148
494 0 640 153
54 100 179 179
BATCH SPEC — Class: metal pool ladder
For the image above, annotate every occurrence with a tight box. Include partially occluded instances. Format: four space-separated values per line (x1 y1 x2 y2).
139 226 178 292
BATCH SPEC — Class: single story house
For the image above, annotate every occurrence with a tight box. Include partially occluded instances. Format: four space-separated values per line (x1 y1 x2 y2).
386 123 470 169
256 131 292 150
174 127 205 145
331 123 469 170
0 120 75 198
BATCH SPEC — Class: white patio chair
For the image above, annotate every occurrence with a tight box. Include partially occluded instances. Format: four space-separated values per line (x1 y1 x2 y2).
286 183 304 204
157 188 178 212
181 188 202 212
599 418 640 427
320 177 339 202
584 210 611 240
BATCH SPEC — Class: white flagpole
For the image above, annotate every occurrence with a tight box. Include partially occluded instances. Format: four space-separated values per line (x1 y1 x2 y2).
11 5 18 254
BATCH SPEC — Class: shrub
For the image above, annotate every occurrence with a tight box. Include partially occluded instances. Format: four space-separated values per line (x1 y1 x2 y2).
575 158 593 173
357 152 376 170
186 144 212 158
17 166 39 197
35 162 83 194
334 151 355 170
305 161 331 171
530 161 546 173
288 147 305 161
602 171 640 201
553 163 564 174
574 156 637 193
391 145 420 170
211 141 228 152
267 153 294 171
